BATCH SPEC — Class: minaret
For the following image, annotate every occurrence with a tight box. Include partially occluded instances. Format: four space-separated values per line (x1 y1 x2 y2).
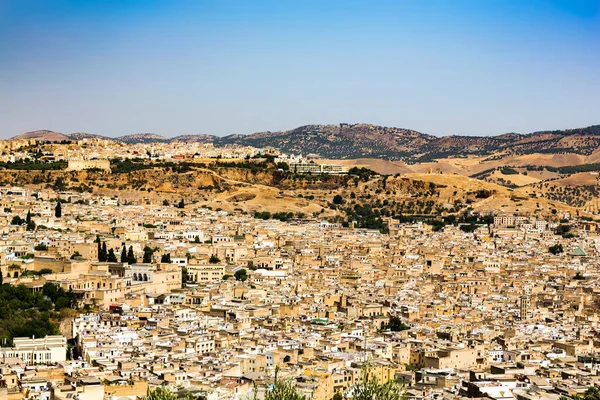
519 294 530 320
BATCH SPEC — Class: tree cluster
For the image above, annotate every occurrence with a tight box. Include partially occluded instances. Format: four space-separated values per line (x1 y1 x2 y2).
120 245 137 264
0 283 76 345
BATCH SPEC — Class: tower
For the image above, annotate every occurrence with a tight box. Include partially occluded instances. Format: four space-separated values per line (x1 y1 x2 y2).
519 294 530 320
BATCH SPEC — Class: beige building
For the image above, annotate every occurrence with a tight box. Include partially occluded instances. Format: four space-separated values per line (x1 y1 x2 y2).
187 262 225 283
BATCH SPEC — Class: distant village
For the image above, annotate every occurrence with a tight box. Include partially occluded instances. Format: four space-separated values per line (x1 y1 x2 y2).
0 138 600 400
0 137 348 175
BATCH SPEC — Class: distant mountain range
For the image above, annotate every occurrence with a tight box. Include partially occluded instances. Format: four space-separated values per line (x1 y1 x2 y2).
11 123 600 160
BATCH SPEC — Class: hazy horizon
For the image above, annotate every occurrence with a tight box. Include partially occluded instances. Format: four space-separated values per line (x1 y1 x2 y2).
1 0 599 139
11 121 600 140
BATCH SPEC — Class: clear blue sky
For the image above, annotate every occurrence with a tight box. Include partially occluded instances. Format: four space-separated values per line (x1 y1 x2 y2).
0 0 598 138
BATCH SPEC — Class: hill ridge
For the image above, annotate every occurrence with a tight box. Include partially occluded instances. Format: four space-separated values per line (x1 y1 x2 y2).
10 123 600 160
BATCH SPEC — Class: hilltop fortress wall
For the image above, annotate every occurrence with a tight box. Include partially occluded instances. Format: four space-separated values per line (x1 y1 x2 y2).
67 159 111 172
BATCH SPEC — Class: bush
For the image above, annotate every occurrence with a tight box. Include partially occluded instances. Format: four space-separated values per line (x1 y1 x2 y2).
235 269 248 282
573 272 586 280
549 243 563 255
500 167 519 175
10 215 25 225
38 268 54 275
382 316 410 332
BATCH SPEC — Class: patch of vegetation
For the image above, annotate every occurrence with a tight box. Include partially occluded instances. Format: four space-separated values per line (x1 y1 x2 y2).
573 272 586 280
0 160 67 171
0 283 76 345
500 167 519 175
549 243 564 255
347 167 378 181
381 316 410 332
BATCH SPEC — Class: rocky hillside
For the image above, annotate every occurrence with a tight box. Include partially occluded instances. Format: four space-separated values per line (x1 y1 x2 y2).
116 133 170 143
224 124 600 160
11 123 600 160
69 133 112 140
217 124 433 158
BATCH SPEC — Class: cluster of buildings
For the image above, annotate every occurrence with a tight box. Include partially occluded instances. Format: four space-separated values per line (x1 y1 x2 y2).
0 138 267 165
0 188 600 400
0 138 348 174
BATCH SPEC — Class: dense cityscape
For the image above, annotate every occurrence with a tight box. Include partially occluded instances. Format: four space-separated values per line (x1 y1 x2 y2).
0 136 599 400
1 1 599 400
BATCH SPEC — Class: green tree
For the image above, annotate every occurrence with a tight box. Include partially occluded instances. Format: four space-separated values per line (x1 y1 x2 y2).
549 243 564 255
555 224 571 235
0 283 61 342
55 201 62 218
10 215 25 225
560 387 600 400
574 272 586 280
161 253 171 263
127 246 136 264
121 246 127 263
350 365 406 400
333 194 344 205
262 368 306 400
98 240 108 262
107 249 118 262
182 266 189 285
143 386 178 400
55 297 70 311
178 199 185 208
234 268 248 282
25 210 35 231
38 268 53 275
26 220 36 231
209 255 221 264
143 246 155 263
53 177 66 191
384 316 410 332
34 243 48 251
584 387 600 400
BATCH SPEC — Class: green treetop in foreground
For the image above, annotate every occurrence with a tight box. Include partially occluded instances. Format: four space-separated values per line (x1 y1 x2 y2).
139 365 407 400
248 365 405 400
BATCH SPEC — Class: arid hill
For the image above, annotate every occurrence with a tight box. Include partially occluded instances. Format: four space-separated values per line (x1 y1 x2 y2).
69 133 112 141
12 130 70 142
0 161 583 227
11 123 600 160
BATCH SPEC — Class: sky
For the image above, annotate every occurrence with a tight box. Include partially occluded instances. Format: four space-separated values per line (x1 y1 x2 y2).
0 0 598 138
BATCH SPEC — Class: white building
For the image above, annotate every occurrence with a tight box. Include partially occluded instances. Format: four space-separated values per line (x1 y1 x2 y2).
0 336 67 365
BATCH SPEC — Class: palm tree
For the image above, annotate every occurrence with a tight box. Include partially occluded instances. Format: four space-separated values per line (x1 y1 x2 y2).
346 365 405 400
584 387 600 400
251 364 405 400
144 387 177 400
144 387 206 400
251 367 306 400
